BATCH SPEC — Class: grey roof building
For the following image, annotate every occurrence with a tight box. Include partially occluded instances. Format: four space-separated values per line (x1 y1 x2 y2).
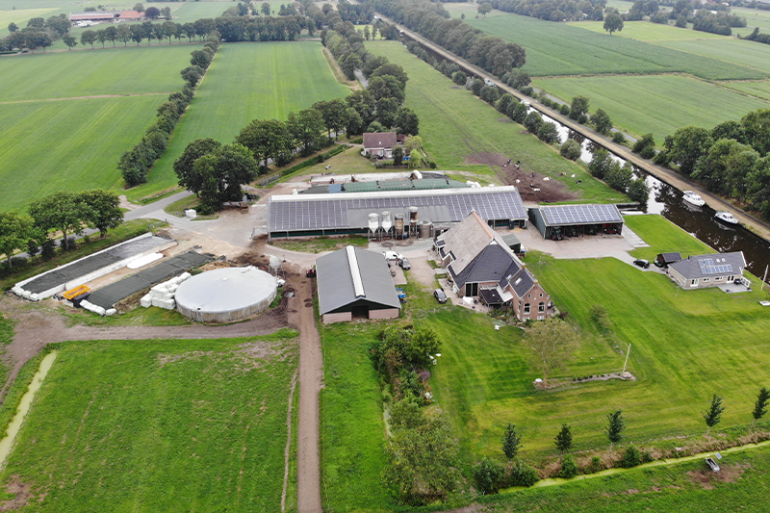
668 251 746 289
529 204 624 239
316 246 401 323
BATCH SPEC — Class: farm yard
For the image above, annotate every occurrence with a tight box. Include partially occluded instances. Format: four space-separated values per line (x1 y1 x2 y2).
0 334 298 513
532 75 770 141
134 41 351 201
366 40 628 204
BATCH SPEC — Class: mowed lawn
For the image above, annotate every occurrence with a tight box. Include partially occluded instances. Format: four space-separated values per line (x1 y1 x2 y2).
366 41 627 203
532 75 770 141
465 13 766 79
0 46 192 101
0 96 166 211
1 334 298 512
427 215 770 460
133 41 350 200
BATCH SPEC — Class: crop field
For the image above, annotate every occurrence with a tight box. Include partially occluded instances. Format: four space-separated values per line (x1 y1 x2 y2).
366 41 627 204
465 14 767 79
0 96 167 211
0 333 298 512
656 39 770 74
724 80 770 101
732 5 770 31
532 75 769 141
135 41 350 200
425 214 770 460
567 20 728 41
0 46 192 101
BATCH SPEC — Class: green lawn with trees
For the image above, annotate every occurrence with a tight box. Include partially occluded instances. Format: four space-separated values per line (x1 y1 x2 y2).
464 13 766 79
0 96 168 211
0 333 298 512
133 41 350 200
366 41 627 203
426 214 770 462
532 75 770 142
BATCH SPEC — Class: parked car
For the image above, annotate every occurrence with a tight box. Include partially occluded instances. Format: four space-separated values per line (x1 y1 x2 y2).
633 259 650 269
383 250 403 261
399 257 411 270
434 289 448 304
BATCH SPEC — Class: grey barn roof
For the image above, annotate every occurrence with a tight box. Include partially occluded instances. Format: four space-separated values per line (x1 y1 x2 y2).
539 204 623 226
669 251 746 280
268 186 527 234
316 246 401 315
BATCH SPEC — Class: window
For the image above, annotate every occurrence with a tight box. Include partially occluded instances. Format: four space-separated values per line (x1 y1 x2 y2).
703 278 710 283
538 315 545 320
539 293 543 297
728 276 734 281
524 303 531 314
538 302 545 313
715 276 723 281
691 279 698 286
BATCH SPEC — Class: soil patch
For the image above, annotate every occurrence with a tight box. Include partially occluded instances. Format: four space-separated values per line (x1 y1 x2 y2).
451 85 461 89
0 476 32 511
498 117 512 123
687 463 748 490
464 151 577 203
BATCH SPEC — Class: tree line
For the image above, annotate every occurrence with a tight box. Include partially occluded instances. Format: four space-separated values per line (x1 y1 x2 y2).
119 34 220 187
365 0 527 79
1 14 70 52
0 190 123 272
742 27 770 46
486 0 607 22
631 109 770 220
77 19 214 49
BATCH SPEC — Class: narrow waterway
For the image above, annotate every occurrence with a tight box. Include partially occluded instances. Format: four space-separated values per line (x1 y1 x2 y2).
0 351 58 469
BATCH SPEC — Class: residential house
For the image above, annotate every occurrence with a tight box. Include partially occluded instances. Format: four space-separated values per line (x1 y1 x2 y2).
363 132 397 158
668 251 746 289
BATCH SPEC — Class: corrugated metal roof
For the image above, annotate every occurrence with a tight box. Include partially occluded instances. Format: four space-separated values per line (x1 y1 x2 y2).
316 246 401 315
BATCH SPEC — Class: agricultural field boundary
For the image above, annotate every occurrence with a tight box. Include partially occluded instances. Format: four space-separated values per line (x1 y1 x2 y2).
0 91 174 105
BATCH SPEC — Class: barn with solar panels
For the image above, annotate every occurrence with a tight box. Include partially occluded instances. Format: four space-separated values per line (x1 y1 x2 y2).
668 251 746 289
267 186 528 240
528 204 624 240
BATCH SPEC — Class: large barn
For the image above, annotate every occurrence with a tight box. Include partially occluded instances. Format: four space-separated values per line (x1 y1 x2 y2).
267 186 528 239
316 246 401 324
528 204 624 240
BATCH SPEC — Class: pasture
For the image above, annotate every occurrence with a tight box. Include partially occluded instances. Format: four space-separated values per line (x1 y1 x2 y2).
0 45 192 101
426 214 770 460
656 39 770 74
532 75 769 141
0 333 298 512
366 41 628 204
134 41 350 200
465 13 767 79
567 20 729 41
725 80 770 101
0 96 167 212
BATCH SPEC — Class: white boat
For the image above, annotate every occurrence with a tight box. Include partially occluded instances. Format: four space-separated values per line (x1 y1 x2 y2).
682 190 705 207
715 211 739 225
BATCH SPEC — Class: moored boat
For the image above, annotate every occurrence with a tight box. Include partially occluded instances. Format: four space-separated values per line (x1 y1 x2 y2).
683 190 705 207
715 211 739 225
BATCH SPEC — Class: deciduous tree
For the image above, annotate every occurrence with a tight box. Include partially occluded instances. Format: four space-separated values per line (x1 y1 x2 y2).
523 317 579 385
0 212 34 269
79 190 123 237
28 192 93 251
174 138 223 195
604 12 624 34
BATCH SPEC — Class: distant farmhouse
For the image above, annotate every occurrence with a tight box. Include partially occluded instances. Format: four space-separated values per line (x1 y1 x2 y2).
436 211 550 320
668 251 746 289
70 10 145 25
363 132 398 158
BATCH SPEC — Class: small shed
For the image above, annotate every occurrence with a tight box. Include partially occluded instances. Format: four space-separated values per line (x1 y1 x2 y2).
655 252 682 267
316 246 401 324
529 204 624 240
501 232 522 253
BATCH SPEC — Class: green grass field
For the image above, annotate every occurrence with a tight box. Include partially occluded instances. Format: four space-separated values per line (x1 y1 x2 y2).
0 96 166 211
366 41 627 203
131 41 350 200
1 333 298 512
724 80 770 101
0 46 192 101
655 39 770 74
532 75 770 141
567 20 729 41
464 13 766 79
320 322 393 513
426 214 770 461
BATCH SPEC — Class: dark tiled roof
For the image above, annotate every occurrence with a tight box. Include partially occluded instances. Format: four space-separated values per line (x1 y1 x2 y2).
450 244 516 289
363 132 397 149
669 251 746 280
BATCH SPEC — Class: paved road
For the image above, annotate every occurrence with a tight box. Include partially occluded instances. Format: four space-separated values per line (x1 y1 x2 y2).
374 13 770 243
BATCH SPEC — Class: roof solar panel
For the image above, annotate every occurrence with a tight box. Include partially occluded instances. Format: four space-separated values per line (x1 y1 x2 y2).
541 204 623 226
699 258 733 275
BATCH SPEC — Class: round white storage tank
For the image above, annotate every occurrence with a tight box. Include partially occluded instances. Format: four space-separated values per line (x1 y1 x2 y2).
175 266 278 323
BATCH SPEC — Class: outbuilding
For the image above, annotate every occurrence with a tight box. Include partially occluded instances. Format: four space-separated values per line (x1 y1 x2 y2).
529 204 624 240
316 246 401 324
655 252 683 268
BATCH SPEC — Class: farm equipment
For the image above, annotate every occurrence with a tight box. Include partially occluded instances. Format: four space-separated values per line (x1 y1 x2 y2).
306 266 316 278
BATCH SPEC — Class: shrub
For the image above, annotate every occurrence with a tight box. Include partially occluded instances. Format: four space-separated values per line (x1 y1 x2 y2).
560 139 583 160
578 114 588 124
589 304 612 332
560 104 570 116
507 461 540 487
475 457 504 494
641 450 655 464
585 456 603 474
41 239 56 261
619 445 642 468
638 146 656 159
611 131 627 145
560 454 579 478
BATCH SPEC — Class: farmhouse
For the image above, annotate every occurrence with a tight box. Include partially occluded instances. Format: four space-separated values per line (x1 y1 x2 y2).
267 186 528 239
118 10 145 21
316 246 401 324
529 204 624 239
668 251 747 289
436 211 550 320
363 132 398 158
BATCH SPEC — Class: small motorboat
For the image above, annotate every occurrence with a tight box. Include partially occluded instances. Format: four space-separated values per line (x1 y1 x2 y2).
682 190 705 207
715 211 738 225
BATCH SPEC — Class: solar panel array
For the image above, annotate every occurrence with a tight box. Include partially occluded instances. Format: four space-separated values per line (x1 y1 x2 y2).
541 204 623 226
269 189 527 232
699 258 733 275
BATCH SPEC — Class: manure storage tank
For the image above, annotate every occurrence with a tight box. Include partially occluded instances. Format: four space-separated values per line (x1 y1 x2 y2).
175 266 278 323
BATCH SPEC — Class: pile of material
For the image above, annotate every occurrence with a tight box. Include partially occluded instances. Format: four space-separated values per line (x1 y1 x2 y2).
140 273 192 310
